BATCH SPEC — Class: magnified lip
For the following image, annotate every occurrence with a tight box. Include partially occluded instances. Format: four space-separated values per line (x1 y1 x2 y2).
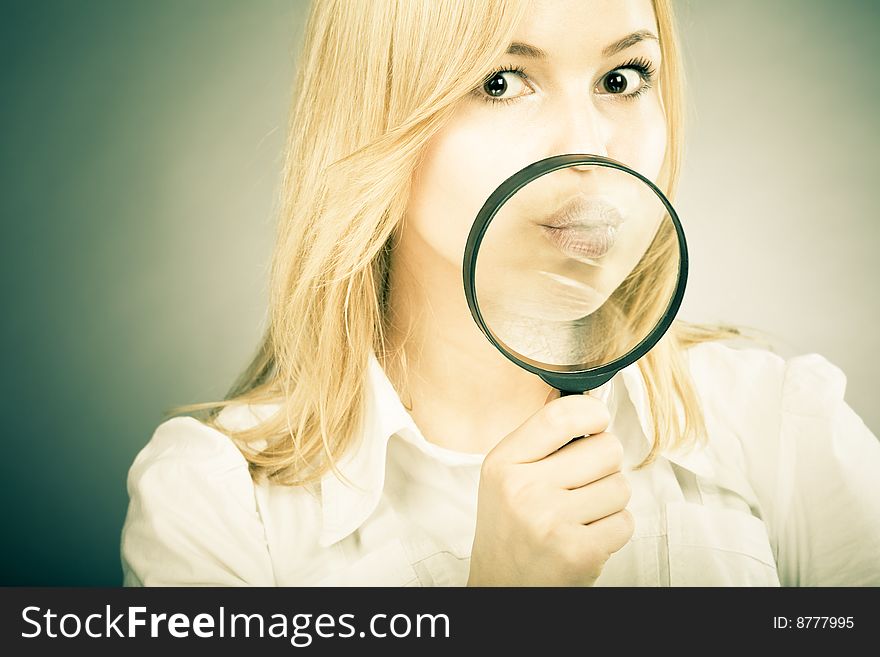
539 195 624 259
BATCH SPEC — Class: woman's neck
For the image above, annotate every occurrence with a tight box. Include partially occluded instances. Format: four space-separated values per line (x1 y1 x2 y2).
382 253 554 454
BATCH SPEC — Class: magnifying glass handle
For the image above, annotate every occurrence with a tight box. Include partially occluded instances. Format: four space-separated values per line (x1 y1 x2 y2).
558 388 587 397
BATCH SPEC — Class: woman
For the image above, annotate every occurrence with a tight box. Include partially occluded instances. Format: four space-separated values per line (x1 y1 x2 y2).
120 0 880 586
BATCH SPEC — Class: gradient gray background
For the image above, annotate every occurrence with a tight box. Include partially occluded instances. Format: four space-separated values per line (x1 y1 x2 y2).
0 0 876 585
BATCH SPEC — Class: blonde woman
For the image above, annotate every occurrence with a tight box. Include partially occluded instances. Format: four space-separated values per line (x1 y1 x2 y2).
120 0 880 586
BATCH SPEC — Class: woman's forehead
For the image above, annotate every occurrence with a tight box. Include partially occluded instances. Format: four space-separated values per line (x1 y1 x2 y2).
514 0 659 60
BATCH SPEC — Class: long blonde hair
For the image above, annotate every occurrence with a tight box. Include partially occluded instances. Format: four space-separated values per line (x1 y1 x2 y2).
168 0 766 486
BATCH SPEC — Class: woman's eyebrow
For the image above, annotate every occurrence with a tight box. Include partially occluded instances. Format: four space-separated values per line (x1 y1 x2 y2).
602 29 659 57
506 30 659 60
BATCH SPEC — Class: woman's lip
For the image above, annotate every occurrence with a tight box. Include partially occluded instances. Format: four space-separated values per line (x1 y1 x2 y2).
541 195 624 230
539 224 618 259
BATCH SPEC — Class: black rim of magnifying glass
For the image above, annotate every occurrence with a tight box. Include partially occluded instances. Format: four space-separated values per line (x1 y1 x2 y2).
462 153 689 393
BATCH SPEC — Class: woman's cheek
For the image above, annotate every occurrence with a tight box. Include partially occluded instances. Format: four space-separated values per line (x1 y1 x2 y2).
624 103 668 182
411 116 528 264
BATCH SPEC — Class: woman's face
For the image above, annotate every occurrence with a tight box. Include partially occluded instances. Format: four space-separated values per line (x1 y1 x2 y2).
401 0 668 363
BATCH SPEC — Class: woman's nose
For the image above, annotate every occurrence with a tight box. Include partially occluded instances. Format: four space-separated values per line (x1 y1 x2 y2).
549 96 611 166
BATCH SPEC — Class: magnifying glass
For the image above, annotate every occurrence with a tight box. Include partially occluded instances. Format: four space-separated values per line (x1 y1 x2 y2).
462 153 688 396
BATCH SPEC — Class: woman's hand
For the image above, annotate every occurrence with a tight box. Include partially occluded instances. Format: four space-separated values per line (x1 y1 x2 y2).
467 389 634 586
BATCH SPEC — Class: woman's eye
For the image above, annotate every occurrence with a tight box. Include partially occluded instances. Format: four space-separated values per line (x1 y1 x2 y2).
480 70 532 102
598 67 648 97
473 60 653 106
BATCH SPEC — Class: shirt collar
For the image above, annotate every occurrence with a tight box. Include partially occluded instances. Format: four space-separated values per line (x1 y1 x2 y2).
318 350 714 547
618 356 715 479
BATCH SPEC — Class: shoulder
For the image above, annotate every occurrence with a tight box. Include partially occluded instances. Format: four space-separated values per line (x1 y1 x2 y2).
127 415 251 496
680 340 880 584
121 412 278 586
682 339 847 420
674 339 855 487
679 340 788 437
683 339 786 387
127 401 280 490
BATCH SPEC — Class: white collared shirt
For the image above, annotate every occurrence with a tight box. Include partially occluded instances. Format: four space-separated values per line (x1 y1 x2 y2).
120 341 880 586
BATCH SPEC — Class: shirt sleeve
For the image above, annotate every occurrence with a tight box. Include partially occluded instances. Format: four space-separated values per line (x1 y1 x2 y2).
771 353 880 586
120 416 276 586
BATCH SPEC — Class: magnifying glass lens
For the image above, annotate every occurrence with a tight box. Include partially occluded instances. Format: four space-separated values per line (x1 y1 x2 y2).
472 161 682 378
